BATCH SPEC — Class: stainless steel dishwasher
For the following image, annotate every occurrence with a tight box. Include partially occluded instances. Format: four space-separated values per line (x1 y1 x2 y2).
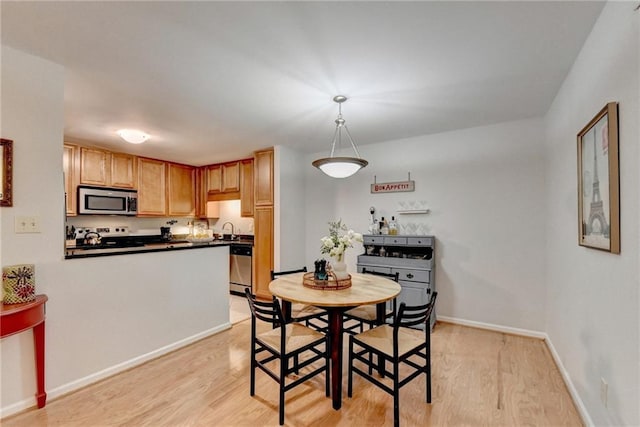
229 244 252 296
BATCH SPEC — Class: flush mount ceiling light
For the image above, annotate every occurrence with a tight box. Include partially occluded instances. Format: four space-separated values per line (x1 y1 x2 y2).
312 95 368 178
117 129 150 144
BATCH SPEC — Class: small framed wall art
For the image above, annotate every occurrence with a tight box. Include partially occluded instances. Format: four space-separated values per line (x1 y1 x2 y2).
577 102 620 253
1 138 12 207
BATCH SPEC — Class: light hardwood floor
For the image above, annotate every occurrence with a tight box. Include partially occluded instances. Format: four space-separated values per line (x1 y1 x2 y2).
3 321 582 426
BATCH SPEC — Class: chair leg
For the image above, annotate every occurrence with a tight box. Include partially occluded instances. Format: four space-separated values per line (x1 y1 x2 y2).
426 362 432 403
347 336 354 398
378 353 385 378
325 337 330 397
393 362 400 427
280 355 287 425
250 344 256 396
426 333 432 403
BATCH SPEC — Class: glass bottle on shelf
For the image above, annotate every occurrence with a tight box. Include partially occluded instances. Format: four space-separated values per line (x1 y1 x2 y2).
389 216 398 235
380 217 389 235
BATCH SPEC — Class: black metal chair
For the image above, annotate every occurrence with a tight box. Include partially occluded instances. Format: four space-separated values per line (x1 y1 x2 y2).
271 267 328 331
348 292 438 427
245 288 330 425
343 269 399 335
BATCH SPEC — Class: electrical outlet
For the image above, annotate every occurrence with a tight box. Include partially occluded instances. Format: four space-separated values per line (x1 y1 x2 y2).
600 378 608 407
15 216 41 233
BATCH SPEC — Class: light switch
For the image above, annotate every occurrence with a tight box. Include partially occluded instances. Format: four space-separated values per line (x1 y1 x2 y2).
15 216 41 233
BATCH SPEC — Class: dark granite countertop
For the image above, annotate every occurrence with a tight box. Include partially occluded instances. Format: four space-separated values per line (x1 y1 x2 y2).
65 238 252 260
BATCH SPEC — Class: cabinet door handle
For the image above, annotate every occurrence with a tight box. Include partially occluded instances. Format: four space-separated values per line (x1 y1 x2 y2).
406 273 414 279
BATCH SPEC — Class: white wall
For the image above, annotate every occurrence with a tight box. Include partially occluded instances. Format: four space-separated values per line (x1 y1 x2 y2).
274 145 307 271
0 44 65 414
544 3 639 426
303 117 548 331
0 46 231 417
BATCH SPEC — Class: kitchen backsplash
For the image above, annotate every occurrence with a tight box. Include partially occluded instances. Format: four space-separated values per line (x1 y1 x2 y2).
66 200 254 236
209 200 254 235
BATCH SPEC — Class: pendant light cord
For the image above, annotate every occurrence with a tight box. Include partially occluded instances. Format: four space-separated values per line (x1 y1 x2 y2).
328 98 362 159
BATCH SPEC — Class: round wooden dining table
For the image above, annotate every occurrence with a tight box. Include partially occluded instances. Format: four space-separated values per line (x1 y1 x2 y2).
269 272 400 410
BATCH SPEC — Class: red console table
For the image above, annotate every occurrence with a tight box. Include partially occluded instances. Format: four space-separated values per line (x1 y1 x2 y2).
1 294 48 408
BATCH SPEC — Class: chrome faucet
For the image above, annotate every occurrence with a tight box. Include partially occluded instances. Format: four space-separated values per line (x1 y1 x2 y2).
222 221 235 239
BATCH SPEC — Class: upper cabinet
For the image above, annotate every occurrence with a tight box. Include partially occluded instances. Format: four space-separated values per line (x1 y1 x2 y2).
137 157 167 216
138 158 195 217
110 152 137 188
79 146 136 188
167 163 195 217
254 149 274 206
79 147 107 186
63 143 79 215
64 142 260 219
205 164 222 194
240 158 254 217
204 161 240 195
196 158 253 218
222 161 240 192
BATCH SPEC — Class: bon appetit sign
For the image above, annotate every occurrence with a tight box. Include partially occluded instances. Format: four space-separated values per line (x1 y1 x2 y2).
371 180 415 194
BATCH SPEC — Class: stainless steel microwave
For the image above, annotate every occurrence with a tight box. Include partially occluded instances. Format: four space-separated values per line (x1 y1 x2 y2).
78 186 138 216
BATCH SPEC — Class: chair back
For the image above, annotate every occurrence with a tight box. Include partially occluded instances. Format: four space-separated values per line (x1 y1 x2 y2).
394 291 438 330
244 288 284 325
361 268 399 282
271 266 307 280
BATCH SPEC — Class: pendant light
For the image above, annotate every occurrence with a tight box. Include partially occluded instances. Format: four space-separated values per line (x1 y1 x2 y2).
312 95 368 178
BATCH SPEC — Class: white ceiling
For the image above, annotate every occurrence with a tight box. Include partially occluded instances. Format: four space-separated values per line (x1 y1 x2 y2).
1 1 604 166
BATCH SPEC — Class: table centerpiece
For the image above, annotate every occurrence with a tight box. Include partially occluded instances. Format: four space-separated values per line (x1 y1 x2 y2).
320 219 362 280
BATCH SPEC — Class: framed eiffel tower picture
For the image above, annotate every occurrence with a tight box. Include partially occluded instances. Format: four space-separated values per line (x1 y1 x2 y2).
577 102 620 254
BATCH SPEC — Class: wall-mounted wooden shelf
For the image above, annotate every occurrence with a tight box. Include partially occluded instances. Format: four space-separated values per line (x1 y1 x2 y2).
397 209 430 214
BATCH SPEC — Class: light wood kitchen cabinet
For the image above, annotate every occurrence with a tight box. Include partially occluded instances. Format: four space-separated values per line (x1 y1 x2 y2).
63 143 79 215
253 205 274 299
110 152 136 188
204 161 240 195
79 146 108 186
167 163 195 217
205 164 222 194
137 157 167 216
79 146 136 188
221 161 240 192
240 158 254 217
254 149 274 206
253 148 274 298
195 168 206 218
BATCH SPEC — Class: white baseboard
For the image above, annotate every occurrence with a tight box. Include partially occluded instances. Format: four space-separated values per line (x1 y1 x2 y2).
437 315 592 426
0 323 231 419
437 315 547 339
543 335 594 426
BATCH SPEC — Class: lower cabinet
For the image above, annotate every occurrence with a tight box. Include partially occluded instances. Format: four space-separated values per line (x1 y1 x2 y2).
357 234 436 330
253 206 273 299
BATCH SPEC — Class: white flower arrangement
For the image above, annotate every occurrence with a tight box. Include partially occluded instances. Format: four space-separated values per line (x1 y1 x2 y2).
320 219 363 262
